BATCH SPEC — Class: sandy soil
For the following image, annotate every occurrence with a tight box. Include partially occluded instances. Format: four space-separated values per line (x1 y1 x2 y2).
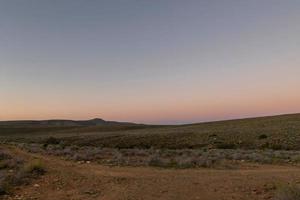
4 146 300 200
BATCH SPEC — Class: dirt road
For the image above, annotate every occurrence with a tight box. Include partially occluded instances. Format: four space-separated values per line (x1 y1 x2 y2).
5 147 300 200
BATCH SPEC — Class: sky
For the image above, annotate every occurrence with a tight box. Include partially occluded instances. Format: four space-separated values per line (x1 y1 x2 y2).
1 0 300 124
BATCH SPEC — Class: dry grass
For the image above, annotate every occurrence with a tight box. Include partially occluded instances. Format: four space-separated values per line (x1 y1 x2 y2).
23 160 46 175
0 147 45 196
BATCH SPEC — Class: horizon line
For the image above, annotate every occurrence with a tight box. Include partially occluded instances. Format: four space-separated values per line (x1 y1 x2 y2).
1 112 299 126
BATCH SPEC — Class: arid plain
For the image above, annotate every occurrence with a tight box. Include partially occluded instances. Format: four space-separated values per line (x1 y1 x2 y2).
1 114 300 200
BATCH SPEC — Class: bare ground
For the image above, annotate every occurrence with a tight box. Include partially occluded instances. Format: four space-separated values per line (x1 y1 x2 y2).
3 146 300 200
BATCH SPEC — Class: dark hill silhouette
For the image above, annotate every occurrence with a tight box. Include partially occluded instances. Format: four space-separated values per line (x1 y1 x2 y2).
0 118 136 127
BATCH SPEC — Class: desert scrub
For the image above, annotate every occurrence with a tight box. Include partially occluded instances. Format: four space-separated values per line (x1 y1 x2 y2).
0 148 46 196
215 142 237 149
0 151 12 160
23 160 46 175
17 143 300 168
274 183 300 200
258 134 268 139
0 176 11 195
44 137 61 146
0 157 23 170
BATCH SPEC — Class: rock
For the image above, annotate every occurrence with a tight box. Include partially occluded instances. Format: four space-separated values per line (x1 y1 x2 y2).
34 184 40 188
14 194 23 200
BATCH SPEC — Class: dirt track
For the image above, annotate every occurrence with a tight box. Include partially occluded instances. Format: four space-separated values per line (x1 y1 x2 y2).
5 147 300 200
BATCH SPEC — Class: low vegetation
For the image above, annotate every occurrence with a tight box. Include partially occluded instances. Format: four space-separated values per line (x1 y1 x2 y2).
1 114 300 200
0 114 299 170
0 147 45 196
274 183 300 200
23 159 46 175
11 143 300 168
1 114 300 151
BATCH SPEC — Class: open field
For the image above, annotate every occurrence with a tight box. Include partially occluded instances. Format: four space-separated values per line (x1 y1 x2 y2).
1 114 300 150
1 114 300 199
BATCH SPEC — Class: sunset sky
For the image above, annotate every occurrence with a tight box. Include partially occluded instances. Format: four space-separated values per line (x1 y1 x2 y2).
1 0 300 124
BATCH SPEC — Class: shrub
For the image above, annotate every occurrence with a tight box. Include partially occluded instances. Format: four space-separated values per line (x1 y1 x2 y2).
0 148 46 196
72 153 90 161
148 154 166 167
270 144 285 150
175 156 198 168
0 157 23 170
0 160 12 170
9 170 29 186
216 143 237 149
0 151 12 160
0 177 10 195
258 134 268 139
44 137 60 146
24 160 46 175
274 184 300 200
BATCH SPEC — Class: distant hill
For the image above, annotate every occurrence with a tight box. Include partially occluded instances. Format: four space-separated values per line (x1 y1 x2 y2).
2 113 300 150
56 113 300 150
0 118 136 127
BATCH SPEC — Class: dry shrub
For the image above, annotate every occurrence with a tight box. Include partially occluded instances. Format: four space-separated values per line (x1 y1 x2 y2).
0 151 11 160
23 160 46 175
0 148 46 196
274 184 300 200
0 176 10 195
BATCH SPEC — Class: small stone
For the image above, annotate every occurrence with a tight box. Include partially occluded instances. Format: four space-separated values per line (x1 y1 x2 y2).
34 184 40 188
14 195 23 200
